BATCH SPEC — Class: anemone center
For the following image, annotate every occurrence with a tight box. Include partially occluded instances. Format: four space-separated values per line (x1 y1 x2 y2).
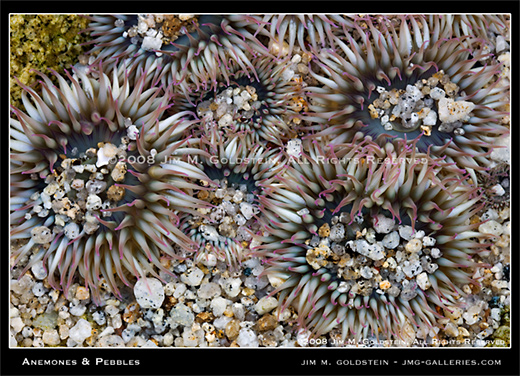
368 70 475 137
196 81 265 130
304 211 441 302
187 172 262 253
26 121 141 244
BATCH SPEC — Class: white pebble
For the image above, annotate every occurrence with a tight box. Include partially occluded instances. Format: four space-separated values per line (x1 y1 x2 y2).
197 282 221 299
11 317 25 333
479 220 504 237
398 225 414 241
181 268 204 287
237 328 259 347
134 278 165 309
68 319 92 345
254 296 278 315
211 297 230 317
286 139 302 158
416 272 431 290
373 214 395 234
382 231 399 249
31 261 48 280
438 98 475 123
220 277 242 298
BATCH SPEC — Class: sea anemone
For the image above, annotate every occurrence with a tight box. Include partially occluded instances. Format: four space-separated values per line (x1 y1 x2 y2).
302 15 509 176
173 52 307 146
257 138 486 343
10 66 212 303
179 132 286 269
83 15 269 94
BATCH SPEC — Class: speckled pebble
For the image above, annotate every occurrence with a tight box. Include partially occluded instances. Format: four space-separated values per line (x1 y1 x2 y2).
134 278 165 309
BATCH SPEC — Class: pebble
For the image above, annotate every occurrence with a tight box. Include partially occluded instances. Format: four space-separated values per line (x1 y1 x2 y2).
479 220 504 237
373 214 394 234
11 317 25 333
495 35 509 53
68 319 92 345
225 320 240 340
134 278 165 309
236 328 259 347
211 297 230 317
254 296 278 315
382 231 399 249
181 268 204 286
416 272 431 290
31 261 47 280
398 225 414 241
69 304 87 317
220 277 242 298
42 329 60 346
32 282 46 297
444 322 459 337
462 305 481 325
405 238 422 253
286 139 302 158
75 286 90 300
197 282 221 299
171 303 195 327
30 226 54 244
97 335 125 347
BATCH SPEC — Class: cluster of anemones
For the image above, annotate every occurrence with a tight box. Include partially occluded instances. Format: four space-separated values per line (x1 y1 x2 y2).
10 14 509 346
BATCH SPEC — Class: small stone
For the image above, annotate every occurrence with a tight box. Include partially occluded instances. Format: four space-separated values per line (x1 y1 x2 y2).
405 238 422 253
134 278 165 309
68 301 87 316
220 277 242 298
181 268 204 287
379 280 391 290
462 305 481 325
254 296 278 315
318 223 330 237
31 226 54 244
398 225 414 240
444 322 459 337
429 87 446 100
438 97 475 123
69 319 92 345
107 185 125 202
211 297 230 317
30 260 47 280
11 317 25 333
416 272 431 290
286 138 303 158
42 329 61 346
197 282 221 299
236 328 259 347
111 161 127 182
170 303 195 327
373 214 395 234
479 220 504 237
306 244 331 269
225 319 240 340
256 314 278 332
382 231 399 249
495 35 509 53
75 286 90 300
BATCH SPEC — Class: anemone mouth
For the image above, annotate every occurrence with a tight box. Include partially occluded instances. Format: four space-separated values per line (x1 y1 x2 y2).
258 139 486 341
